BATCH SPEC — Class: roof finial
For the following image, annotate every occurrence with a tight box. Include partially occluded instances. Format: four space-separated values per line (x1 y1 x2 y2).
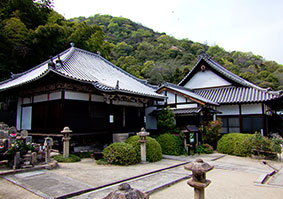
115 80 119 89
97 51 101 56
70 42 75 47
48 56 55 69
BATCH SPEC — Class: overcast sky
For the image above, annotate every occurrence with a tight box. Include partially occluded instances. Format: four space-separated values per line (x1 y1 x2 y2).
53 0 283 64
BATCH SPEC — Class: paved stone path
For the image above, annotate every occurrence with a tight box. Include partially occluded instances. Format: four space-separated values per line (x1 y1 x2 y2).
2 153 283 199
3 170 92 199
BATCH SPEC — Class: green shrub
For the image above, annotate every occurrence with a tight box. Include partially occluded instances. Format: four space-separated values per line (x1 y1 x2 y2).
217 133 237 155
102 142 138 165
196 143 214 154
73 152 93 158
217 133 253 157
125 135 162 162
156 133 185 156
53 154 81 162
233 134 254 157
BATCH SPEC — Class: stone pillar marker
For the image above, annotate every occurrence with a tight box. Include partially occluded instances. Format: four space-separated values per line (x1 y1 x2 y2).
61 127 72 158
184 159 214 199
44 136 53 164
137 128 149 163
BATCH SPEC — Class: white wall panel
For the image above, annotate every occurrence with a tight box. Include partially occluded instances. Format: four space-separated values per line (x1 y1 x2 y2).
91 94 104 102
65 91 89 101
49 91 61 100
241 103 262 115
21 106 32 130
184 69 232 89
217 105 239 115
34 94 47 103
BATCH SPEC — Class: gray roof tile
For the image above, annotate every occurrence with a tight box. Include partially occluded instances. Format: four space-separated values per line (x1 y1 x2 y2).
0 47 163 99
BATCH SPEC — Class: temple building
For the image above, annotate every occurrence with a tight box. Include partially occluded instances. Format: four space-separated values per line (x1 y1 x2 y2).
157 53 283 136
0 44 164 146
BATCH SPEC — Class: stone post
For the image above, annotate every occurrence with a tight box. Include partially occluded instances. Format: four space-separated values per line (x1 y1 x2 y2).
103 183 148 199
137 128 149 163
61 127 72 158
13 151 20 170
184 159 214 199
44 137 53 164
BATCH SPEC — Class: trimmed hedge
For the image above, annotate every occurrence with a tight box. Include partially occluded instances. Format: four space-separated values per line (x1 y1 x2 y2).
102 142 138 165
217 133 254 157
156 133 185 156
125 135 162 162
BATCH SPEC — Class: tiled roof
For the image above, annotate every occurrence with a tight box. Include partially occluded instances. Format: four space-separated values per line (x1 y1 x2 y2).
172 107 201 115
179 53 263 90
0 46 164 99
158 82 218 105
194 86 279 104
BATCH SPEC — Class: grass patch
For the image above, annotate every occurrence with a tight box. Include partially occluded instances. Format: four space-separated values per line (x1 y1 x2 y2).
53 154 81 163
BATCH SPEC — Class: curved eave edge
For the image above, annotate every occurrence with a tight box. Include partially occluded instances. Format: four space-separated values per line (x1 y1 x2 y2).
92 82 165 100
0 68 51 92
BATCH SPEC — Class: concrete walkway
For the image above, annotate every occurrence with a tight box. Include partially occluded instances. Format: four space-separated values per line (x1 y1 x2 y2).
1 153 283 199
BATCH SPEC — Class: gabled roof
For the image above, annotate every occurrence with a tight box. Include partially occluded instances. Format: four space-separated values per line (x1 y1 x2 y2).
157 82 218 106
178 53 263 90
0 46 164 99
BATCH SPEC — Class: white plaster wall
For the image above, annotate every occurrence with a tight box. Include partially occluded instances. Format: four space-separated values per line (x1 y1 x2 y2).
177 95 186 103
217 105 239 115
113 100 143 107
184 69 232 89
91 94 104 102
176 104 198 109
21 106 32 130
65 91 89 101
167 91 175 104
16 98 22 130
23 97 32 104
34 94 48 103
49 91 61 100
241 103 262 115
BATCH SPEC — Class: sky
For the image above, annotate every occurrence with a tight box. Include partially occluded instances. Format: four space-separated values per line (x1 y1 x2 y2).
53 0 283 64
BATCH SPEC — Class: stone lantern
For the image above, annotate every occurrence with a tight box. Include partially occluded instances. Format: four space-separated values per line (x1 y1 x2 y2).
103 183 148 199
184 159 214 199
136 128 149 163
61 127 72 158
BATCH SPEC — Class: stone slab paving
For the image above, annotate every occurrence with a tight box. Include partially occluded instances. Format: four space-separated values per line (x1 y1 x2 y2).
72 165 190 199
3 170 93 199
268 170 283 186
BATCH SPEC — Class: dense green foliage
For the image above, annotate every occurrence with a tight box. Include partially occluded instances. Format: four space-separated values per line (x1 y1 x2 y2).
125 135 162 162
217 133 282 158
157 107 180 134
156 133 185 155
251 133 283 154
201 119 222 148
5 139 35 156
1 1 282 90
71 14 283 89
102 142 138 165
217 133 254 156
53 154 81 162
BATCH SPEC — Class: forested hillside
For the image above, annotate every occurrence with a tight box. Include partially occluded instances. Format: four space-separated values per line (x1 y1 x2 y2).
1 0 282 90
72 14 283 90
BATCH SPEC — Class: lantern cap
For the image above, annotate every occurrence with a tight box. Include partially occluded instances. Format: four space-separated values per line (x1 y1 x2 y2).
61 126 72 133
